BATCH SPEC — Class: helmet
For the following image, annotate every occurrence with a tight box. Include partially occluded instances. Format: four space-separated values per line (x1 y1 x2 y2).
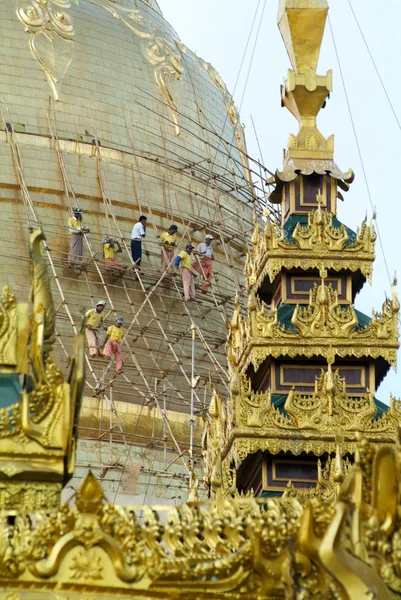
205 234 214 240
73 207 82 214
169 224 178 231
116 316 124 324
185 243 194 250
96 300 106 306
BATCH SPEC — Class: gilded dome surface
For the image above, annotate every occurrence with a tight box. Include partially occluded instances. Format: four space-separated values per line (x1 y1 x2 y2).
0 0 255 499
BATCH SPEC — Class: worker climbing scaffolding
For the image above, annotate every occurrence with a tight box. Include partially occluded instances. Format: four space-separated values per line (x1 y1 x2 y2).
160 224 178 273
175 244 198 302
193 234 214 293
85 300 107 358
103 316 125 374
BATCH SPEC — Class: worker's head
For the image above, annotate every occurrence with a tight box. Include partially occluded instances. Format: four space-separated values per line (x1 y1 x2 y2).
96 300 106 313
139 215 147 224
186 243 194 254
109 237 115 245
116 316 124 327
168 224 178 234
205 234 214 246
74 208 83 221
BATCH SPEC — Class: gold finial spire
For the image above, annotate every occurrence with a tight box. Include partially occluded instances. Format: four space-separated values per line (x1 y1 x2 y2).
278 0 333 164
278 0 329 74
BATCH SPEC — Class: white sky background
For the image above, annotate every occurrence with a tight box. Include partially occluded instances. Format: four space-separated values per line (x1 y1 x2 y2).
160 0 401 403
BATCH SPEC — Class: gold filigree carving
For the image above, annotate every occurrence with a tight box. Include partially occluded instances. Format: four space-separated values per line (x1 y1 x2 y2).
0 230 85 510
0 285 18 368
291 278 359 338
227 282 399 372
245 206 376 289
217 365 401 471
0 470 304 597
17 0 78 100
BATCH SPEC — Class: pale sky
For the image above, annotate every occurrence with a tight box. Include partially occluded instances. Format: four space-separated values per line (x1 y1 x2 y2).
161 0 401 403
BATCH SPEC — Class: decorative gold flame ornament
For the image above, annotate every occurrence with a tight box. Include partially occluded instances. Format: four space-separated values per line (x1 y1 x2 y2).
0 230 84 511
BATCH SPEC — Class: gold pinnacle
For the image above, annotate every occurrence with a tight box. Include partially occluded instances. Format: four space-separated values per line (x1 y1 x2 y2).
278 0 329 74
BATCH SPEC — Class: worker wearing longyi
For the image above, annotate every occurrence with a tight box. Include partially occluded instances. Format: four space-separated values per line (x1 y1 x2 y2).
85 300 107 358
103 316 125 374
103 237 124 268
175 243 196 301
68 207 90 267
193 234 214 293
160 224 178 273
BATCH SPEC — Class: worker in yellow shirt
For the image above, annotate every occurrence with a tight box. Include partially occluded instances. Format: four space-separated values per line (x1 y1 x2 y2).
103 237 124 268
103 316 125 373
68 208 89 267
85 300 107 357
160 224 178 273
174 243 197 301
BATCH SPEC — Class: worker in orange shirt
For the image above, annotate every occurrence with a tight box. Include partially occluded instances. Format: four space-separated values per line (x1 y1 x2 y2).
103 316 125 374
193 234 214 293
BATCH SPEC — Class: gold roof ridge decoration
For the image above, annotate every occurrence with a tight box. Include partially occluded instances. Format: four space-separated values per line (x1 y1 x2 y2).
245 199 377 287
211 364 401 468
227 279 399 372
0 229 85 511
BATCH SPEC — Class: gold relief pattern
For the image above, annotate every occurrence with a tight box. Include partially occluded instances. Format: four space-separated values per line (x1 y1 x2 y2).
0 285 18 367
292 196 376 253
88 0 183 136
17 0 78 100
0 470 303 598
197 58 253 185
227 282 399 372
291 278 359 338
245 205 376 289
0 230 84 510
221 366 401 469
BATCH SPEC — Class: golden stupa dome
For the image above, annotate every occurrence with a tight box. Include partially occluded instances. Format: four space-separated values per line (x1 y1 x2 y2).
0 0 255 500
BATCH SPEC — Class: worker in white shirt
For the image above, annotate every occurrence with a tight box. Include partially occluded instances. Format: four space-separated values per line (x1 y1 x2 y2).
193 234 214 293
130 215 147 270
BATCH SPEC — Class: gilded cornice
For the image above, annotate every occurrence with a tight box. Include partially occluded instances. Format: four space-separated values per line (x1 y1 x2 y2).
0 470 303 598
245 205 376 289
228 280 399 372
211 367 401 468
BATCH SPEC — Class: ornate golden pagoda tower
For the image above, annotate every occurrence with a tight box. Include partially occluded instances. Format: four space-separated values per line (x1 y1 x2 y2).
205 0 401 499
